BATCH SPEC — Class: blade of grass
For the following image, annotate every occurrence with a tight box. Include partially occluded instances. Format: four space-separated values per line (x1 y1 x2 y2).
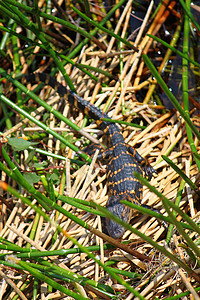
120 200 193 231
147 34 200 68
0 25 102 85
2 0 118 59
142 54 200 142
26 212 40 249
92 199 200 283
179 0 200 32
30 259 114 295
0 179 152 262
28 146 85 165
182 0 200 172
0 238 115 256
0 0 75 91
1 102 12 130
135 173 200 235
166 178 186 244
68 0 127 59
144 24 182 105
72 6 138 51
0 92 91 163
56 194 106 217
33 278 38 300
0 182 146 299
75 62 113 79
162 155 199 193
162 286 200 299
0 149 51 212
134 173 200 259
6 257 89 300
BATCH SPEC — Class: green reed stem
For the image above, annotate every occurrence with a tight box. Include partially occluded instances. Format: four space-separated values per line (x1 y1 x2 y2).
8 258 89 300
0 0 75 91
68 0 127 59
134 173 200 258
121 200 192 231
147 34 200 68
179 0 200 32
0 238 115 256
0 144 73 213
1 182 145 299
162 155 199 193
166 178 186 244
72 6 138 52
0 93 91 162
142 54 200 142
93 198 200 283
182 0 200 172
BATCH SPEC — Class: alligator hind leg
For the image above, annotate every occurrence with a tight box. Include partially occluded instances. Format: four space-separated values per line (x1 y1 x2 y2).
141 204 168 228
126 145 156 180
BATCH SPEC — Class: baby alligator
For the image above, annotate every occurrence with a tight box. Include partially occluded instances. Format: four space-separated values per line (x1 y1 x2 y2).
26 74 156 239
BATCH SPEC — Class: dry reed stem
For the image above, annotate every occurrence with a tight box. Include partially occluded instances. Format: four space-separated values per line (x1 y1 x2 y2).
1 3 199 299
134 0 171 87
0 269 28 300
1 93 198 296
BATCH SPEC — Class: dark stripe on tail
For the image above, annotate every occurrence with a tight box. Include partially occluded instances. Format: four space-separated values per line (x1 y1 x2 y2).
25 73 121 136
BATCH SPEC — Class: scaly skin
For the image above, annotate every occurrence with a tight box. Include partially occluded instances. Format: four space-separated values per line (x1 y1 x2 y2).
26 73 155 239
